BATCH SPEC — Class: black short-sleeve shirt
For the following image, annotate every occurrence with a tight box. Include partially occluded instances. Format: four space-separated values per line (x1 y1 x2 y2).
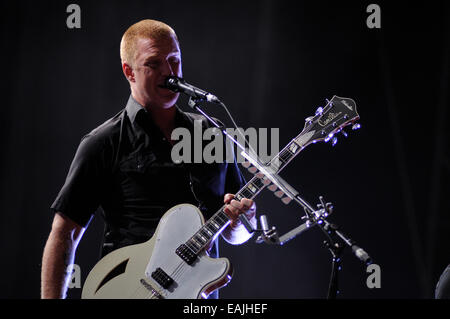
51 95 245 256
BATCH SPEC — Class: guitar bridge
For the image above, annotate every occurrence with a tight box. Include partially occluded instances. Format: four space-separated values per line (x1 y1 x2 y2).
175 244 197 265
140 279 164 299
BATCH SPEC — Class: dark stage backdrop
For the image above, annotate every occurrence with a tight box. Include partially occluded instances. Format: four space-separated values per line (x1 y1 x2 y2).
0 0 448 299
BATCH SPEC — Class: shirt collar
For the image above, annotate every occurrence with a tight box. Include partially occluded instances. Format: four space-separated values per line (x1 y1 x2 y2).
125 95 146 124
124 94 193 138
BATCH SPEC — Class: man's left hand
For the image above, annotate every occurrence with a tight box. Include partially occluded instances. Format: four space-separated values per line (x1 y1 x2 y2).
223 193 256 228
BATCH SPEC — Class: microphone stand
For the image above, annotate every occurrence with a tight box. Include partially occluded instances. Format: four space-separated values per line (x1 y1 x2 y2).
267 194 372 299
185 96 372 299
322 218 372 299
187 97 252 154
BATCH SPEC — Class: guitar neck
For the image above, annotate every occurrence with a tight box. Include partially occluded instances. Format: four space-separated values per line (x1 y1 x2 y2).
184 126 316 254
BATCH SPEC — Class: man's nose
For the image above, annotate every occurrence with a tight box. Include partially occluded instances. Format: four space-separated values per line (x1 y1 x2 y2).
161 60 175 77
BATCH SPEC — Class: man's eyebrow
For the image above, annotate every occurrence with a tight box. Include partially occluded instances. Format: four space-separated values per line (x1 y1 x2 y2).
144 56 158 62
144 51 180 62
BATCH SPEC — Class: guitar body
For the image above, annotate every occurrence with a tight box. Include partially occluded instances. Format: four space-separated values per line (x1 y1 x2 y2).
81 204 232 299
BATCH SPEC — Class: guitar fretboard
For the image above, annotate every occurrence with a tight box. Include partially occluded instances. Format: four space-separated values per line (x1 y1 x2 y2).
184 133 309 255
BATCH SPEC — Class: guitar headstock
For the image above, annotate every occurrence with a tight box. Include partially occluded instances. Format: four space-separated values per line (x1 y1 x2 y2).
239 95 360 206
295 96 360 147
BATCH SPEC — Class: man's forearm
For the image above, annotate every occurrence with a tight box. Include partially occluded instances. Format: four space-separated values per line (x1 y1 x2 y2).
41 232 75 299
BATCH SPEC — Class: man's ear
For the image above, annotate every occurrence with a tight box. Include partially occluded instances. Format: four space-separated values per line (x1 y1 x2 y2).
122 62 135 82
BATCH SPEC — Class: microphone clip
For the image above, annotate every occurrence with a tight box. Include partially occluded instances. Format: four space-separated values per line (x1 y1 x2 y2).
164 76 221 104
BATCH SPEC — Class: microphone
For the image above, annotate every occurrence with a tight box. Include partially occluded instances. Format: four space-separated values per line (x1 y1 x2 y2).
352 245 372 265
163 75 221 104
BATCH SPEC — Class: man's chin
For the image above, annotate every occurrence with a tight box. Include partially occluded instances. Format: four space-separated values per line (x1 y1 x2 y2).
153 94 179 109
164 91 179 102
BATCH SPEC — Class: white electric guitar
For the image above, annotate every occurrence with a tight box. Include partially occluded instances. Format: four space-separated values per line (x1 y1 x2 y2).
81 96 360 299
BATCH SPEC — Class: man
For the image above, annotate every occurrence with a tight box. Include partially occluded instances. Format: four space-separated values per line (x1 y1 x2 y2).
41 19 257 299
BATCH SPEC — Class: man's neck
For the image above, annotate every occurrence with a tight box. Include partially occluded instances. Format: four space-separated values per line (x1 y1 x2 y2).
131 92 177 142
147 104 176 133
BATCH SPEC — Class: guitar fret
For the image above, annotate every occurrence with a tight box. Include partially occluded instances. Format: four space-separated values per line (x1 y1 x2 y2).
211 217 224 229
215 213 228 225
194 234 207 244
199 229 211 240
288 142 299 154
218 211 230 222
280 153 290 163
190 237 202 249
210 220 220 230
185 241 197 252
203 227 213 236
280 150 292 162
212 215 223 225
253 178 264 189
241 188 253 199
235 193 243 201
205 222 217 233
278 144 293 160
248 183 258 193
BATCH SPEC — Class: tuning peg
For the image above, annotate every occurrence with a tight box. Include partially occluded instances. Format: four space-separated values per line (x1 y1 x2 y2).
305 116 314 122
268 184 277 192
352 123 361 130
262 178 271 186
325 203 334 216
317 196 326 209
331 136 338 146
341 129 348 138
281 196 292 205
324 133 334 143
315 107 323 116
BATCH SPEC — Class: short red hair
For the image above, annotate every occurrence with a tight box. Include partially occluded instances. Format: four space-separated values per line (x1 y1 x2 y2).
120 19 179 67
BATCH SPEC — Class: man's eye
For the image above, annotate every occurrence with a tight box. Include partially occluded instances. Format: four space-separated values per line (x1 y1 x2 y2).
146 62 158 68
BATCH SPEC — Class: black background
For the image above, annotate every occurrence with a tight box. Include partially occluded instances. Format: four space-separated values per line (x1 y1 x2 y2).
0 0 449 299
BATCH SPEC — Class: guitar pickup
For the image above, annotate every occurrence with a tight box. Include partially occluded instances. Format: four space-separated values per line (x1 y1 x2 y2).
175 244 197 265
151 267 174 289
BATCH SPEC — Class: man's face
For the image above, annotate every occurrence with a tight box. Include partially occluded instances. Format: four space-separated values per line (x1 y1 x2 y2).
129 35 182 109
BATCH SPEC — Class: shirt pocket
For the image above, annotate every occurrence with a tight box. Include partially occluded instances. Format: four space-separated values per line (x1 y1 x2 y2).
119 151 157 175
